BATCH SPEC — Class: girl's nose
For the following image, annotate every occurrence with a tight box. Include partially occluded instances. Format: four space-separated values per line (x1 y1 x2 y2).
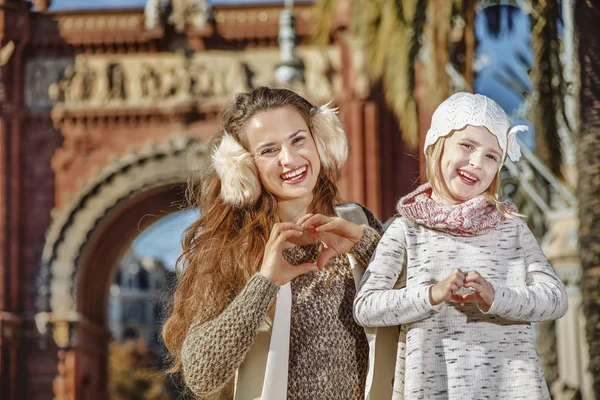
469 153 484 169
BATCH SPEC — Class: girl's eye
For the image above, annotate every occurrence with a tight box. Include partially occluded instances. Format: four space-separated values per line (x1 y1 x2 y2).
261 148 277 156
460 143 474 150
486 154 498 162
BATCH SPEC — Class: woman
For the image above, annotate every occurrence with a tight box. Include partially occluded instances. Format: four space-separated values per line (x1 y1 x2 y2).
162 87 389 399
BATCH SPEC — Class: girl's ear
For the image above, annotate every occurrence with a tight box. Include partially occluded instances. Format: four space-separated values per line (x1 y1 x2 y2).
212 133 262 206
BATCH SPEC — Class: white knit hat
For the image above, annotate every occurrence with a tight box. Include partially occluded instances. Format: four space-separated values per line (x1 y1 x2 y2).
424 92 527 167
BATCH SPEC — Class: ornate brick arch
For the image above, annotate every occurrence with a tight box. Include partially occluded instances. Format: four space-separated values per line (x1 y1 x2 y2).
37 136 208 327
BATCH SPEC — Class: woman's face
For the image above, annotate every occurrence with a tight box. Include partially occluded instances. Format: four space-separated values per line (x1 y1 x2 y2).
245 107 321 203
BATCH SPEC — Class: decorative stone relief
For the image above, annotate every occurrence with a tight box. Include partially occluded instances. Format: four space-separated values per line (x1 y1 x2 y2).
144 0 212 32
49 47 341 115
24 58 73 110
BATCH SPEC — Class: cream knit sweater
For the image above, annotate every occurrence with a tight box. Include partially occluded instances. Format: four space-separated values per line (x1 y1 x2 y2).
354 192 568 399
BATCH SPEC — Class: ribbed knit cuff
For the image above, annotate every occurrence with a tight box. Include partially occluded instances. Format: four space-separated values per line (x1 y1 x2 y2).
246 273 280 302
350 226 381 266
481 284 506 315
426 285 444 312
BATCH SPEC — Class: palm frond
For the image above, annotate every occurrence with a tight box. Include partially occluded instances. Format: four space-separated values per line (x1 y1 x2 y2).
424 0 453 106
312 0 336 45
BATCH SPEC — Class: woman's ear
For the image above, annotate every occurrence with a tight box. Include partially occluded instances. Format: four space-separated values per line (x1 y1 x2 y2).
212 133 261 206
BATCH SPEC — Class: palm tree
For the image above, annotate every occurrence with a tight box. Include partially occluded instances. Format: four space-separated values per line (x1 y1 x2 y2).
575 0 600 396
529 0 568 177
313 0 564 162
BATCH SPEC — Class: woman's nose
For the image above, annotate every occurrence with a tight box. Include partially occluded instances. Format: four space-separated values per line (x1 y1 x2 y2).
278 146 297 166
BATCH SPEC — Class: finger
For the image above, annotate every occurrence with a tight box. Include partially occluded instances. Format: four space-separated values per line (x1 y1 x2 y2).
273 229 303 248
452 269 466 281
465 270 481 281
314 221 339 234
300 214 331 229
290 262 319 278
296 213 315 226
464 281 484 293
449 293 464 303
453 274 465 285
317 247 338 270
464 274 482 284
270 223 302 239
460 293 480 303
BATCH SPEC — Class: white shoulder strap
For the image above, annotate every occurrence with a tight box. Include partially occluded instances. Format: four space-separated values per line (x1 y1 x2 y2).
260 282 291 399
234 283 291 400
336 204 399 400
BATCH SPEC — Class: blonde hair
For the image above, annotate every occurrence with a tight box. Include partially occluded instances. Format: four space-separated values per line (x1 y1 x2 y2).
425 133 516 217
161 87 342 374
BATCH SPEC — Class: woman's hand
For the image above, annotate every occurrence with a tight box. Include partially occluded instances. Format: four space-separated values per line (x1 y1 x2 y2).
460 270 495 311
429 268 466 306
259 222 319 286
297 213 365 270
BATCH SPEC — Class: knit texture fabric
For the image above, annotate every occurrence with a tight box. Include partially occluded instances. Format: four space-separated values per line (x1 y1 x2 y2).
181 208 382 399
396 183 517 236
355 191 568 400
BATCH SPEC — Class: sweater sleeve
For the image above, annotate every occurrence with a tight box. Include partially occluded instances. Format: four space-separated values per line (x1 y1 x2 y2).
354 218 442 327
484 219 568 321
349 226 381 267
181 273 279 397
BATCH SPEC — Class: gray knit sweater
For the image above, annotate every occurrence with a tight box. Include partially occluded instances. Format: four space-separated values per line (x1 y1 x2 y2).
354 212 568 400
181 206 382 399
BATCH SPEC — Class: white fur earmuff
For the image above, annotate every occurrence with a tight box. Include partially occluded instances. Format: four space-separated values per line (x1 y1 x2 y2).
310 103 349 177
212 133 261 206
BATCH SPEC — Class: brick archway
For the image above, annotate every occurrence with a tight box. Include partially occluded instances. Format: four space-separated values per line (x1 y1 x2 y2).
36 137 208 399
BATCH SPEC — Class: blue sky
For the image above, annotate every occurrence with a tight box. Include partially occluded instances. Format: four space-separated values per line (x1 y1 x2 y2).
131 208 199 270
474 6 535 148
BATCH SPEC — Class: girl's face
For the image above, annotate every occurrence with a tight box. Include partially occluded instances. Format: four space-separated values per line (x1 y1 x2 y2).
245 107 321 203
438 125 502 204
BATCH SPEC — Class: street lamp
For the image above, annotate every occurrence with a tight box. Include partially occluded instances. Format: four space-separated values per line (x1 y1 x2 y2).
275 0 305 85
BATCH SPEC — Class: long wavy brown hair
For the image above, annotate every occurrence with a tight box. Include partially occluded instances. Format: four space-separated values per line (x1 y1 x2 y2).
162 87 343 373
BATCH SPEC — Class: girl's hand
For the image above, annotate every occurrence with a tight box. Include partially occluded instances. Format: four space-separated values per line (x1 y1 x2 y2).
460 270 495 311
259 222 319 286
429 268 466 305
297 213 365 270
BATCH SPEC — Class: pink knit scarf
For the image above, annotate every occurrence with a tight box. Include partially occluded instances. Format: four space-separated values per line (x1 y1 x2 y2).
396 183 517 236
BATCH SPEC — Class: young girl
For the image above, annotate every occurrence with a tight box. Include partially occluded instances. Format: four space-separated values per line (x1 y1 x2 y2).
354 92 568 400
